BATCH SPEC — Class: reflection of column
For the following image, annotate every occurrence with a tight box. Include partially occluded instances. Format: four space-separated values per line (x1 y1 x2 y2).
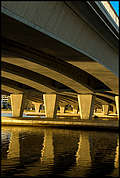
64 132 91 177
76 132 91 167
114 137 119 168
7 130 20 159
40 129 54 166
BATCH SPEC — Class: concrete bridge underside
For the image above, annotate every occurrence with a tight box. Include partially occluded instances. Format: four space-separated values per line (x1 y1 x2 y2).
1 1 119 119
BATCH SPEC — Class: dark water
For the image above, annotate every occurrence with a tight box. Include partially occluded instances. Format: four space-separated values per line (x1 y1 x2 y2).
1 125 119 177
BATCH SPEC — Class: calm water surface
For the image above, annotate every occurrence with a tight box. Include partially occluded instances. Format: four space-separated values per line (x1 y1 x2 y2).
1 112 39 117
1 125 119 177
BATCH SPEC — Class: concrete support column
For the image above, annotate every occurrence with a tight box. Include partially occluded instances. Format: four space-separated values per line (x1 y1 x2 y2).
78 94 95 120
60 106 65 113
10 94 25 117
102 105 109 115
43 94 57 118
73 105 78 114
34 103 41 113
115 96 119 115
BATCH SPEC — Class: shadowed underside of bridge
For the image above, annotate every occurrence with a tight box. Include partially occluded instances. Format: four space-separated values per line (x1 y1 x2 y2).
1 1 119 118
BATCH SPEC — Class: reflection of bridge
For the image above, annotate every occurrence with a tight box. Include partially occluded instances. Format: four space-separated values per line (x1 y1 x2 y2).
1 127 119 177
1 1 119 119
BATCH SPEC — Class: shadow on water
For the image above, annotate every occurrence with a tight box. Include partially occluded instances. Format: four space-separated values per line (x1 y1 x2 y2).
1 126 119 177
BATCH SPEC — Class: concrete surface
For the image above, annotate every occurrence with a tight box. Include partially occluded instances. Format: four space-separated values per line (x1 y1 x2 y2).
1 116 119 131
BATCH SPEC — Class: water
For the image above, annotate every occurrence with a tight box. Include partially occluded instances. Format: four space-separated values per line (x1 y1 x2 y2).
1 112 40 118
1 125 119 177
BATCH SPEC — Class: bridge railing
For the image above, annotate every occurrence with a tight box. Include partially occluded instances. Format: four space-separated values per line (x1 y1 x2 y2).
101 1 119 27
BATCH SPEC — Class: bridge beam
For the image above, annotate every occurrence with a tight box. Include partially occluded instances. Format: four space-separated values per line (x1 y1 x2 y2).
10 94 25 117
78 94 95 120
43 94 58 118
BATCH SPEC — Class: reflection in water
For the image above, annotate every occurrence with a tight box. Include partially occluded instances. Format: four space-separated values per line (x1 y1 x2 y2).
1 126 119 177
114 138 119 169
89 132 118 177
53 130 79 175
76 132 91 167
7 130 20 159
64 132 92 177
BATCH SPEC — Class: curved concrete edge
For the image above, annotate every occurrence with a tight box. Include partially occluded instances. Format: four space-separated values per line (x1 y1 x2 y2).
1 117 119 131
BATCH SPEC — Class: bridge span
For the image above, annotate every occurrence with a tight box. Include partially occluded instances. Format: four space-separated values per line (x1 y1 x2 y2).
1 1 119 119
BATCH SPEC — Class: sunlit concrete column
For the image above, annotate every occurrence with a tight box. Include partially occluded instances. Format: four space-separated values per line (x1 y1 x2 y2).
7 129 20 159
34 103 41 113
102 105 109 115
115 96 119 115
73 105 78 114
43 94 58 118
10 94 25 117
60 106 65 113
40 129 54 166
78 94 95 120
59 103 66 114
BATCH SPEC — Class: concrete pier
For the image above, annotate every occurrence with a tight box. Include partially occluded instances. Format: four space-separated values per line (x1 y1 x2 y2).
10 94 25 117
43 94 58 118
102 105 109 115
34 102 41 113
60 106 65 113
115 96 119 115
78 94 95 120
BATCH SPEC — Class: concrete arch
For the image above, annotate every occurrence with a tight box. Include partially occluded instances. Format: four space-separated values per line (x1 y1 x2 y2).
1 85 43 104
1 61 75 93
2 37 110 93
1 77 77 106
2 70 114 107
2 70 55 94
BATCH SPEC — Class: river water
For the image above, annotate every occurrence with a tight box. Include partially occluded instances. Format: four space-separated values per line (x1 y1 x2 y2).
1 124 119 177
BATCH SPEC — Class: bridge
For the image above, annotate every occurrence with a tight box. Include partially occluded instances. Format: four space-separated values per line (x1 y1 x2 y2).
1 1 119 119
